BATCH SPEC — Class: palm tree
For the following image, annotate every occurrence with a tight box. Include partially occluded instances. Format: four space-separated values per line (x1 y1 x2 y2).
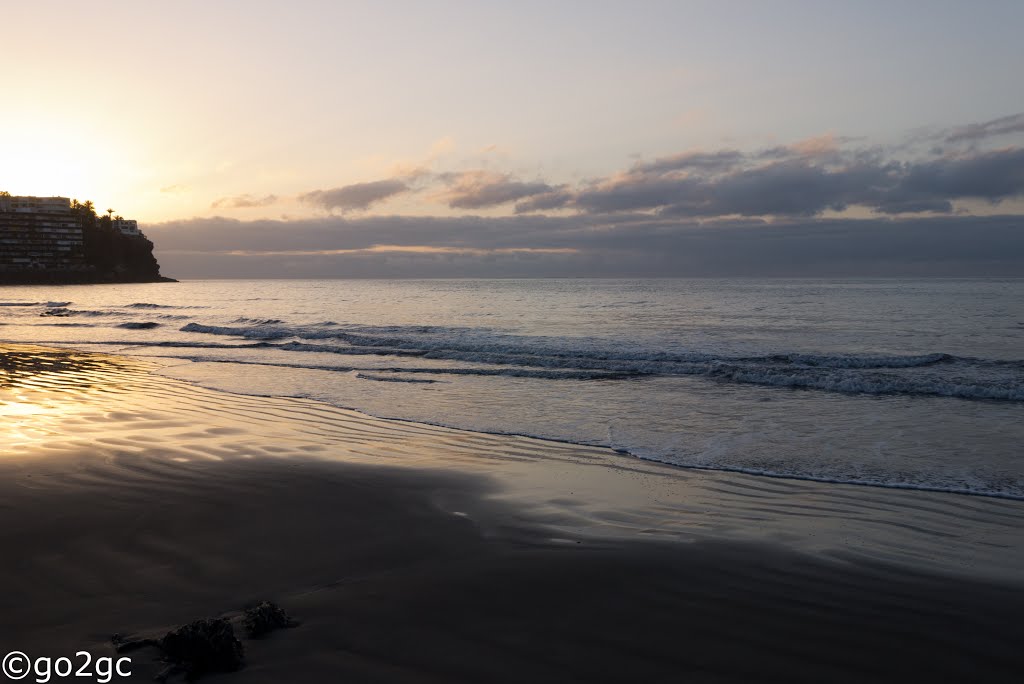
107 208 115 219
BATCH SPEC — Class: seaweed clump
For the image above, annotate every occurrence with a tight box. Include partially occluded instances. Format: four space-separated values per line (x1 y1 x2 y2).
113 617 244 682
243 601 300 637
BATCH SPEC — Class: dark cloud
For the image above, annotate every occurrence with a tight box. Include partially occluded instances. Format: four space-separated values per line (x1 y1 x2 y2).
300 179 409 212
575 160 888 217
632 150 744 174
571 145 1024 218
575 175 706 214
892 148 1024 203
701 161 862 216
210 194 279 209
438 171 555 209
146 213 1024 279
553 115 1024 218
234 112 1024 223
514 189 574 213
945 112 1024 143
176 112 1024 281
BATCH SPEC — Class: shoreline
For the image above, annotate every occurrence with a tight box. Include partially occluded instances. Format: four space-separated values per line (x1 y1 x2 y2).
18 340 1022 503
0 275 177 285
2 343 1023 681
168 358 1024 502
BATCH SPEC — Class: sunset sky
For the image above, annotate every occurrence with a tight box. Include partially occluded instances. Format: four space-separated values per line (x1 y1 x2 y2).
3 0 1023 277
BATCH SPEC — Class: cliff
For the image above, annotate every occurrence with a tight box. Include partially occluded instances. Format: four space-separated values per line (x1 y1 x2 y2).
0 196 174 284
78 218 173 283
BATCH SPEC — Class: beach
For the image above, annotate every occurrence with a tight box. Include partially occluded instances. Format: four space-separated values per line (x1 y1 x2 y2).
5 0 1024 678
2 342 1022 682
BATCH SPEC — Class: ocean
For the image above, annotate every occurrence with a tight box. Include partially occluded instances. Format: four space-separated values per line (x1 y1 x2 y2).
2 278 1022 499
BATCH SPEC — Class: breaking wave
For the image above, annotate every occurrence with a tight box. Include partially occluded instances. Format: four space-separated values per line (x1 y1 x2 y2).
41 308 109 318
4 278 1022 501
176 321 1024 402
126 302 207 309
231 317 284 325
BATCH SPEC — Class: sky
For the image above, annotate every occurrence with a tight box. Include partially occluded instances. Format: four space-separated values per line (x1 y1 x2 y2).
2 0 1023 277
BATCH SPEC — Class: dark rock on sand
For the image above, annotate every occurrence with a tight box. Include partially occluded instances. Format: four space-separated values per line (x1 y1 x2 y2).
160 618 244 680
117 321 161 329
113 617 244 682
243 601 299 638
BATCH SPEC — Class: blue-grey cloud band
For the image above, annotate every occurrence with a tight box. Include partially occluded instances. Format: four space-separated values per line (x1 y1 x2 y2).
146 214 1024 278
152 112 1024 277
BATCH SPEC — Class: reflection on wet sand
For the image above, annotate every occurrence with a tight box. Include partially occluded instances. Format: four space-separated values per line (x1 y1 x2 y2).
2 343 1023 576
1 344 149 389
2 343 1024 682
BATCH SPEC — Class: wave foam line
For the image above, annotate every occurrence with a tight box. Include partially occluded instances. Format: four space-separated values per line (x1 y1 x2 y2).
174 324 1024 402
156 362 1024 502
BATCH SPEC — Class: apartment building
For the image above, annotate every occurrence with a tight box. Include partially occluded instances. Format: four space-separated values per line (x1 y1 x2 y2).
0 195 86 271
112 218 141 236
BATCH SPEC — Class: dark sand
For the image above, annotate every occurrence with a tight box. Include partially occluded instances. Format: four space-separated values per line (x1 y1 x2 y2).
2 345 1023 682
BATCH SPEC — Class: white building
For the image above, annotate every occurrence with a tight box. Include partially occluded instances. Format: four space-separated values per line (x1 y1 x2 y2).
0 196 73 214
113 218 141 236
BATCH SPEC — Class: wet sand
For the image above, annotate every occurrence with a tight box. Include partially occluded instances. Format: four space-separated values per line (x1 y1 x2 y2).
2 344 1023 682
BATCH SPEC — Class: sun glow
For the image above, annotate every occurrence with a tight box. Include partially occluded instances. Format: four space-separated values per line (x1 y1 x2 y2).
0 400 55 450
0 118 115 200
0 401 46 418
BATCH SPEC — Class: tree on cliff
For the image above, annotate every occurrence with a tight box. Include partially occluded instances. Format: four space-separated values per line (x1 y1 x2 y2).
71 198 163 282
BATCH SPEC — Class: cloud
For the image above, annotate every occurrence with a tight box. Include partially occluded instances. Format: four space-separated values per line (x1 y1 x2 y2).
632 149 744 174
570 141 1024 218
758 133 855 163
945 112 1024 143
693 160 864 216
160 184 189 194
437 171 556 209
868 197 953 215
208 112 1024 224
429 136 456 157
140 112 1024 279
514 189 574 213
478 114 1024 220
146 213 1024 279
575 174 707 214
211 193 279 209
572 160 873 217
299 179 409 212
890 147 1024 204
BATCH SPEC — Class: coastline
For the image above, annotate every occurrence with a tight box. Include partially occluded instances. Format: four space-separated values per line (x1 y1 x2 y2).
2 343 1023 682
0 274 177 285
